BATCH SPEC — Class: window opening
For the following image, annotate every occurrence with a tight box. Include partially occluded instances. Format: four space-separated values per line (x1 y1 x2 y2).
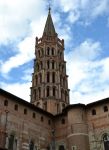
104 106 108 112
24 109 27 115
92 109 96 115
4 100 8 106
14 104 18 111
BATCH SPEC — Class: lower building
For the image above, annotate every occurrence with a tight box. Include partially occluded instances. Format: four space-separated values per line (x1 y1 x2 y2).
0 88 109 150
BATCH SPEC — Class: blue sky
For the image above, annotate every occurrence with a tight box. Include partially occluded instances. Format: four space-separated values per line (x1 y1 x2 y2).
0 0 109 104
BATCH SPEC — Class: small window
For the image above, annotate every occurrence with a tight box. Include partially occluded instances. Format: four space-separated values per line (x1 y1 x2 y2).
104 106 108 112
33 112 36 118
61 118 65 124
4 100 8 106
41 116 44 122
92 109 96 115
48 119 51 125
14 104 18 111
24 109 27 115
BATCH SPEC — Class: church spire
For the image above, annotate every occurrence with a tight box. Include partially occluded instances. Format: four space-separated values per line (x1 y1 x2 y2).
43 7 57 37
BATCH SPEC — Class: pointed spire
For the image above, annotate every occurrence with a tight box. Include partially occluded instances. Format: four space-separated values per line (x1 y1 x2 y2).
43 7 57 37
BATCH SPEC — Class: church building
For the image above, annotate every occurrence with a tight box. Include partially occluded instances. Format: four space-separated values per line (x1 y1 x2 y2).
0 7 109 150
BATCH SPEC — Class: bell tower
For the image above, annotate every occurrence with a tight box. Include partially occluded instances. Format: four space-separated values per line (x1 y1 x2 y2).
30 8 70 115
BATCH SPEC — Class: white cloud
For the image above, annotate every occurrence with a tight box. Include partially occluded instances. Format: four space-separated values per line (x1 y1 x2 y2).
0 0 46 43
54 0 109 24
1 36 35 74
91 0 109 18
0 81 31 101
65 39 109 104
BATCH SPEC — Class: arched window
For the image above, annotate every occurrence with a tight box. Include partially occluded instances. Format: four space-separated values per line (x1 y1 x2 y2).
92 109 96 115
47 60 50 69
29 140 34 150
53 87 55 96
24 108 27 115
52 72 55 83
52 61 55 69
104 106 108 112
47 86 50 97
47 72 50 82
41 116 44 122
47 47 50 55
14 104 18 111
52 47 55 55
4 100 8 106
32 112 36 118
103 133 109 150
8 135 15 150
34 89 36 100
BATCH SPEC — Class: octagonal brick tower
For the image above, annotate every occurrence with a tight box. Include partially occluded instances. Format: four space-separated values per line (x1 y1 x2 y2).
30 8 70 115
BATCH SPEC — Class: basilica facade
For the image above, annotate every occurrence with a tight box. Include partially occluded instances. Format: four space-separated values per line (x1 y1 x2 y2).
0 8 109 150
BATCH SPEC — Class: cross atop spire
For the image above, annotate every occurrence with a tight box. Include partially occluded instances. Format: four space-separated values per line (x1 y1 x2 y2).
43 7 57 37
48 4 51 13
